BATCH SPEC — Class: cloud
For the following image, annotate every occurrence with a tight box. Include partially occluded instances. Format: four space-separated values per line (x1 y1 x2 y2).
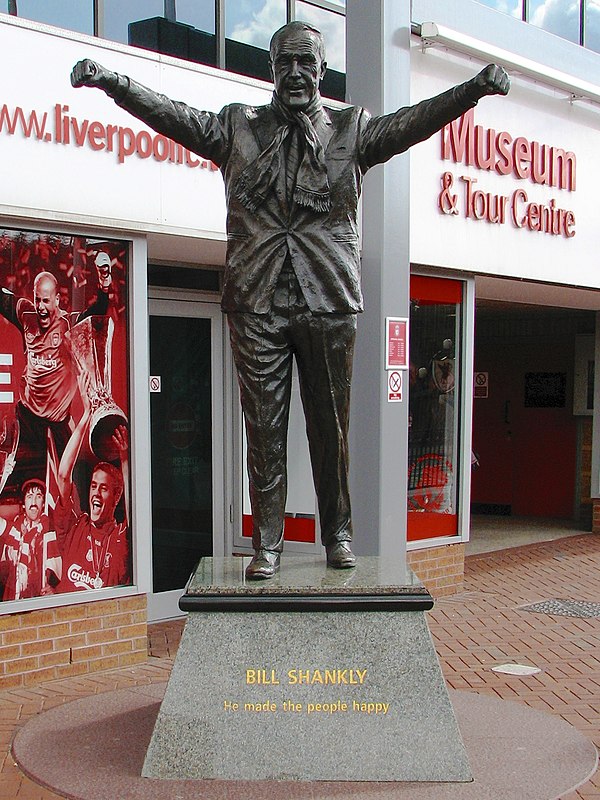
294 4 345 71
228 0 287 51
477 0 523 18
584 0 600 50
229 0 346 72
529 0 580 41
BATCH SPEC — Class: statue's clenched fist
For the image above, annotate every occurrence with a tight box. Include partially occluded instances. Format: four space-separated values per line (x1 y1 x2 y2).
473 64 510 97
70 59 116 92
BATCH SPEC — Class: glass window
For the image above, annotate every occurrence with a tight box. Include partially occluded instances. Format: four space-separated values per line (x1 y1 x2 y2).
176 0 215 34
528 0 581 44
585 0 600 51
0 1 9 13
225 0 285 50
407 277 463 542
299 0 345 7
474 0 524 18
103 0 164 44
295 2 345 72
15 0 93 34
0 228 132 602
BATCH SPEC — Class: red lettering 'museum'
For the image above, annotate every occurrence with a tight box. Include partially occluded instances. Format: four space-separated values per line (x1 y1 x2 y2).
441 108 576 192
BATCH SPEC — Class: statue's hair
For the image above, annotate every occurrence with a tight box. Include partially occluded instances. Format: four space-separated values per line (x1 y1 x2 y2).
269 21 326 63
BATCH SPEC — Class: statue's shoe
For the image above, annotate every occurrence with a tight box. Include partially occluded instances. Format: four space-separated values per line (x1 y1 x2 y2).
245 550 280 580
326 541 357 569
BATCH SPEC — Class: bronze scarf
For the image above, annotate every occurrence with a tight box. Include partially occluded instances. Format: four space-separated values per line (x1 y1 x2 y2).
234 93 331 214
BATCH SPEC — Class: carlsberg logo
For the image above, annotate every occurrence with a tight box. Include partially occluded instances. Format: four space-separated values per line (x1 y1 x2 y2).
67 564 103 590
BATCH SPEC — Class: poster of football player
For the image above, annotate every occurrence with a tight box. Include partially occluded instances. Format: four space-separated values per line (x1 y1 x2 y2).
0 228 131 601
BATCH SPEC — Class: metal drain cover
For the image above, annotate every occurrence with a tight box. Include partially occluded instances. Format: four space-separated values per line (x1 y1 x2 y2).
519 599 600 618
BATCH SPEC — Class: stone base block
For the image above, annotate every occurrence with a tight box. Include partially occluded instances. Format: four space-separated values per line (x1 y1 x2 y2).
142 557 471 782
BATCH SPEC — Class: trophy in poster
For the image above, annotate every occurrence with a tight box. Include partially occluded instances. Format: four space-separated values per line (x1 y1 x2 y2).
68 316 127 462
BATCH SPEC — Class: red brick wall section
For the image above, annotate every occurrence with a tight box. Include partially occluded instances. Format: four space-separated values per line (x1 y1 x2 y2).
593 499 600 534
0 595 147 690
407 543 465 598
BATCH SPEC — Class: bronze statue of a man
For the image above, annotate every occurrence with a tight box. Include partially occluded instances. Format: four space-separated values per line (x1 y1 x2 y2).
71 21 509 580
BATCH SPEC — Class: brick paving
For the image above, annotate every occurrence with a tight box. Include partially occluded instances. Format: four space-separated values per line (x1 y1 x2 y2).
1 533 599 798
430 534 600 800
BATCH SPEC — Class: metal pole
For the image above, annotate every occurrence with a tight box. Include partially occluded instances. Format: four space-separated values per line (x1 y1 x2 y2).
165 0 176 23
216 0 226 69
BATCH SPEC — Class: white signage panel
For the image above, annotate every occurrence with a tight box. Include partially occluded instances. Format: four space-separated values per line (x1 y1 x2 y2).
409 44 600 290
0 17 272 237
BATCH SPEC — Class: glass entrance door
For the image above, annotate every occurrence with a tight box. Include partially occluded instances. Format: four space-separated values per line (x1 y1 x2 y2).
408 276 463 542
148 298 224 621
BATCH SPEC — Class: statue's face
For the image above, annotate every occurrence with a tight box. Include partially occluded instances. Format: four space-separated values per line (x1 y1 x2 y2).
270 29 326 110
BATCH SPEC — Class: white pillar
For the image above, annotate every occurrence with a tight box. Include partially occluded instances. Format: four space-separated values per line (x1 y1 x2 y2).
346 1 411 560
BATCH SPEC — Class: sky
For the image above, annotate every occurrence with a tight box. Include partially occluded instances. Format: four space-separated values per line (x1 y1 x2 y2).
7 1 597 69
227 0 346 71
477 0 600 48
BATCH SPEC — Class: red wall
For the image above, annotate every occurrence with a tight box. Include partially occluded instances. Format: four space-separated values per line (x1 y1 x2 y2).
472 315 577 518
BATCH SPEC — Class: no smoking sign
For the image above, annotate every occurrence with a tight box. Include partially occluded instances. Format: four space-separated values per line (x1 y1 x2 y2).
388 370 403 402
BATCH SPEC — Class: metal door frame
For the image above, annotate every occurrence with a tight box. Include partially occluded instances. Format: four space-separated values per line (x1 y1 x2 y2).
147 294 225 622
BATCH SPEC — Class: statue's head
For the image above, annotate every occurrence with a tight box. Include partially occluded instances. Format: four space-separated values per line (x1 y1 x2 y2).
269 21 327 110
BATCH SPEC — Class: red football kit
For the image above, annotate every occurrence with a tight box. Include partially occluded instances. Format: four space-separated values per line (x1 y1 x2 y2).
0 283 111 486
17 299 76 423
0 513 47 600
55 493 129 593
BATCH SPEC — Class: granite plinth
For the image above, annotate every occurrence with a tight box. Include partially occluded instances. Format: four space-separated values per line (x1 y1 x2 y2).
180 555 433 612
143 556 471 782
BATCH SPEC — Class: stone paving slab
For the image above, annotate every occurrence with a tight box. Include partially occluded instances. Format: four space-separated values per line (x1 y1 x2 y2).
518 600 600 618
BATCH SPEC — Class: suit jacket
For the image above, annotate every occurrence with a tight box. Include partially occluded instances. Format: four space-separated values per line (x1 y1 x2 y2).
112 78 478 314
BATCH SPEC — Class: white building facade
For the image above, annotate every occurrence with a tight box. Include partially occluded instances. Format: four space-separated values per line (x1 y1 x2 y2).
0 0 599 685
